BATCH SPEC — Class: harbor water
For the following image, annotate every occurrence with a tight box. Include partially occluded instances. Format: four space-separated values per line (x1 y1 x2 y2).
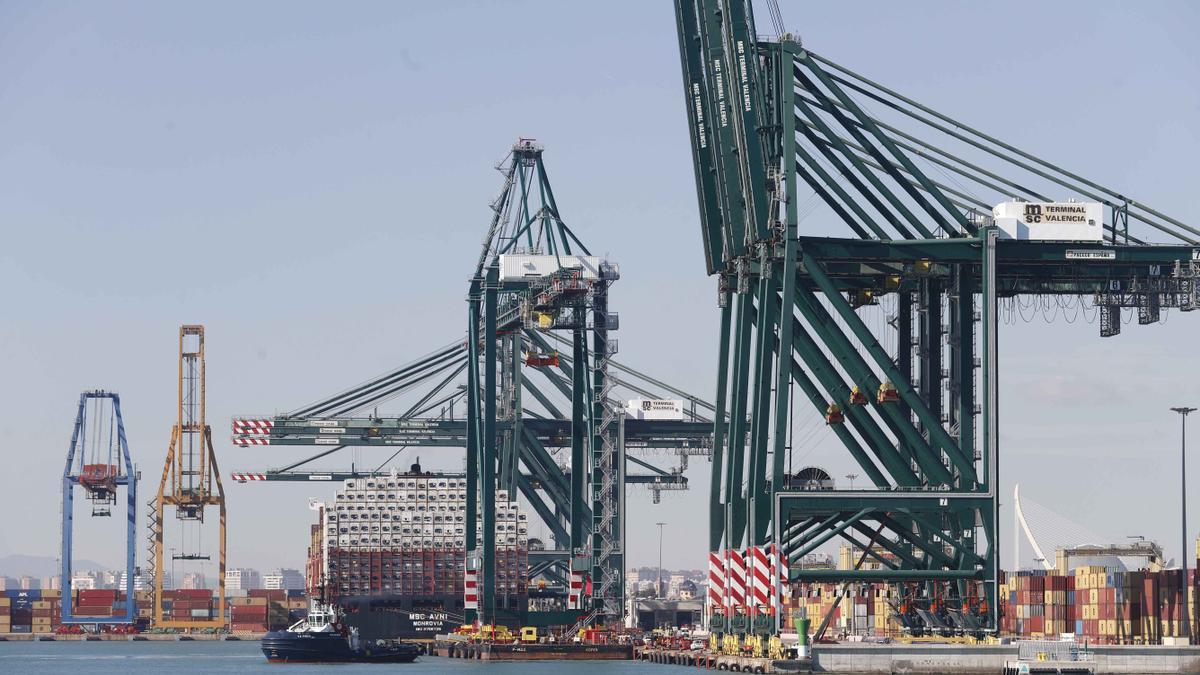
0 640 673 674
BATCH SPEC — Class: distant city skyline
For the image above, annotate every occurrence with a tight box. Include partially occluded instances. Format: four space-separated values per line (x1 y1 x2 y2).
1 563 306 594
1 1 1198 573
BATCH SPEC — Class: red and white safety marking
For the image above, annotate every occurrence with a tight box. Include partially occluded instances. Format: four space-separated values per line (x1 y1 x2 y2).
231 472 267 482
771 542 789 614
707 551 724 615
725 548 746 614
567 570 586 610
232 437 270 446
464 568 478 610
232 418 273 434
751 545 771 614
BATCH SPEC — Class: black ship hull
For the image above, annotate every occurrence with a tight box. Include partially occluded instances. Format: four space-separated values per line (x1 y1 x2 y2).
261 630 420 663
338 593 464 640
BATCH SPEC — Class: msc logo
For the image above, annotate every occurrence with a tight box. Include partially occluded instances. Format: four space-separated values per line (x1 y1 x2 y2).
1023 203 1043 224
642 401 653 411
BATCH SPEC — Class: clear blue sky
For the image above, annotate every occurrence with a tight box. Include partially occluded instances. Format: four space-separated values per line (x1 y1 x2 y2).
1 1 1198 579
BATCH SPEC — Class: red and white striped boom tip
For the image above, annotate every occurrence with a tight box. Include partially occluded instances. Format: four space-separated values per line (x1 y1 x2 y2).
231 437 270 446
232 418 273 434
232 418 273 446
230 472 267 482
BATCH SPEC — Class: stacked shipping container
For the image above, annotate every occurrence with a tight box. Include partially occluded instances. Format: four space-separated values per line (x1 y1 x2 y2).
784 584 903 635
162 589 216 622
783 561 1199 644
2 590 63 633
1000 566 1199 644
310 470 528 611
0 588 307 634
227 590 304 633
0 589 124 633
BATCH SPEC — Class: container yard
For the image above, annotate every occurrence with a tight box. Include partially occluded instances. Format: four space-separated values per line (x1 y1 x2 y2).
6 1 1200 674
0 587 304 637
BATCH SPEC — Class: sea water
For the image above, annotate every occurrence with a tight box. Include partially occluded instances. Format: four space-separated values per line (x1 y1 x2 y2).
0 640 670 674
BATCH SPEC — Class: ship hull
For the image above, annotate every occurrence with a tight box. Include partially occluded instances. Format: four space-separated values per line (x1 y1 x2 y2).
260 630 420 663
338 594 463 640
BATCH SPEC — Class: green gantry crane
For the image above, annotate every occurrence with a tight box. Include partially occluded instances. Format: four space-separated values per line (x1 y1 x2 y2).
673 0 1197 635
230 140 714 628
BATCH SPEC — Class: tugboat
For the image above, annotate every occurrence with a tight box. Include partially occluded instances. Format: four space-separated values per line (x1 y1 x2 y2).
260 603 421 663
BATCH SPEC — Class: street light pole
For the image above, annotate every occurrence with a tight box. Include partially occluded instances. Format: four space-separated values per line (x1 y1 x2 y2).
1171 406 1196 641
656 522 666 599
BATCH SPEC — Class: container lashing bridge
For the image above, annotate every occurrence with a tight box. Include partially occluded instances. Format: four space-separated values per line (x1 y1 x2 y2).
673 0 1198 635
230 139 713 627
60 391 137 624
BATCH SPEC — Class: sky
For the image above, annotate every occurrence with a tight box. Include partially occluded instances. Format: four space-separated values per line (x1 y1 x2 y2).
1 1 1198 580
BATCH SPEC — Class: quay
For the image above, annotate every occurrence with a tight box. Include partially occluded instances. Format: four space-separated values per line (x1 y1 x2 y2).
634 644 1200 674
0 632 265 641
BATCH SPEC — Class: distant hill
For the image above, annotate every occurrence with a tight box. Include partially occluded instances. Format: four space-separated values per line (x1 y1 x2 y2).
0 554 115 578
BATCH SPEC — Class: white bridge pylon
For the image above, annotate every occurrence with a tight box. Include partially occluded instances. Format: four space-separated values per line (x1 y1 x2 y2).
1013 483 1111 572
1014 484 1052 571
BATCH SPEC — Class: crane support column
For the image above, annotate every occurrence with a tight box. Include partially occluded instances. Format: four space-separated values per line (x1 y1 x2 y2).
61 391 137 624
150 325 227 629
482 265 498 624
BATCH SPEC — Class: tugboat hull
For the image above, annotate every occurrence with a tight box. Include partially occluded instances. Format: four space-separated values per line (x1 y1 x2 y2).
261 630 420 663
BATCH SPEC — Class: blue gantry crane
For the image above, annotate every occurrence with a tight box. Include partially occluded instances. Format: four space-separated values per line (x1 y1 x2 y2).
60 390 137 624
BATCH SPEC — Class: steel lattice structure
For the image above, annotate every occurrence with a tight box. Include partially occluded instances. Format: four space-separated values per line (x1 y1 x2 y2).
60 391 137 624
230 140 713 627
149 325 227 629
673 0 1198 634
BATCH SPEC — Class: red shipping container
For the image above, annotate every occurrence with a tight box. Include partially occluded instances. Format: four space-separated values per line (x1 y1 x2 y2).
165 589 213 600
232 606 267 614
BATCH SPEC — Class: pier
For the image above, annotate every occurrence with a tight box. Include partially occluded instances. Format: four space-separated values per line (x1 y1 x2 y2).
634 644 1200 674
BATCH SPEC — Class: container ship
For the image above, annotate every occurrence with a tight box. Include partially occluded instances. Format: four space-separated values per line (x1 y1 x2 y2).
306 463 529 640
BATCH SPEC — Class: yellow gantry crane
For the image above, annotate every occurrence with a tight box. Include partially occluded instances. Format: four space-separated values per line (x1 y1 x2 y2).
149 325 227 628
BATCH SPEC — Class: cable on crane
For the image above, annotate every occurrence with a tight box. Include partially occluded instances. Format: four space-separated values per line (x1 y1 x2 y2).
764 0 786 37
107 401 116 472
805 51 1198 243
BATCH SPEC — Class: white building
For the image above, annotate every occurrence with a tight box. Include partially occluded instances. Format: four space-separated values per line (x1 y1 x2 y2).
181 572 207 590
667 574 685 599
71 572 97 591
263 568 304 590
625 570 641 592
225 568 261 591
118 571 145 591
